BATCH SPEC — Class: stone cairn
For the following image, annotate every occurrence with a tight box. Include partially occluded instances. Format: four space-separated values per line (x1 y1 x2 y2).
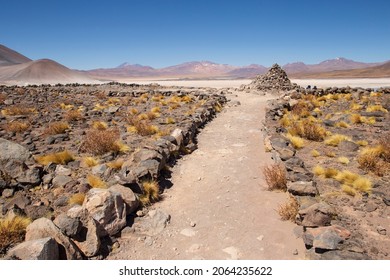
241 63 302 93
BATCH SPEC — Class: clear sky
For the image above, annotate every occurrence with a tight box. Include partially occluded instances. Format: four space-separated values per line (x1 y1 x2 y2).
1 0 389 69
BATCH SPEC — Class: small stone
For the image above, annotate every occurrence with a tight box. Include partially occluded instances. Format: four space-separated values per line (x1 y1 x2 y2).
365 202 377 212
180 228 196 237
190 221 196 227
377 226 387 235
2 188 14 198
293 249 298 255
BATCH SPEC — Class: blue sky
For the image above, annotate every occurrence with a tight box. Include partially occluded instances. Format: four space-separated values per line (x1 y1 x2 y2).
1 0 389 69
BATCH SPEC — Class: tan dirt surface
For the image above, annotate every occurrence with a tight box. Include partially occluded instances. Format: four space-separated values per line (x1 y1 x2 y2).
108 91 305 260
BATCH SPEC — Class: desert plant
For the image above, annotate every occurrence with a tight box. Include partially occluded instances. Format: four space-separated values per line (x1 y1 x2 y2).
335 121 350 128
337 157 350 165
379 132 390 162
35 150 75 165
350 113 364 124
341 184 358 197
68 193 86 205
82 156 99 167
92 121 108 130
127 119 159 136
357 145 388 176
139 179 160 206
277 195 299 222
44 122 70 135
313 165 325 176
335 170 372 194
285 133 305 149
366 105 388 113
324 168 339 179
324 134 351 146
3 121 30 133
65 110 83 122
262 164 287 191
311 149 321 157
151 106 161 113
356 140 368 146
1 106 36 116
106 158 125 169
80 128 122 156
0 215 31 254
129 108 139 115
165 117 175 124
87 174 107 189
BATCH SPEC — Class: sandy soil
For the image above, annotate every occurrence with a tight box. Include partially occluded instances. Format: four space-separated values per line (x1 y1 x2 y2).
115 78 390 89
108 91 304 260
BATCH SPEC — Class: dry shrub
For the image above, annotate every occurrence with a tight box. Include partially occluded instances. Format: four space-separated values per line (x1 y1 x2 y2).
278 195 299 222
165 117 175 124
288 119 327 141
366 105 388 113
335 170 372 194
1 106 36 116
0 93 5 104
379 132 390 162
358 145 388 176
285 133 305 149
324 134 351 146
291 100 312 117
140 179 160 206
106 158 125 169
324 168 339 179
128 118 159 136
92 121 108 130
68 193 86 205
80 128 121 156
263 164 287 191
3 121 30 133
337 157 350 165
87 174 107 189
311 149 320 157
313 165 325 176
81 157 99 167
35 150 75 165
44 122 69 135
0 216 31 254
65 110 83 122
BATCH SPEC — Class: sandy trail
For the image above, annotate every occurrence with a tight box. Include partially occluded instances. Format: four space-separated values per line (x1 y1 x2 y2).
109 91 304 260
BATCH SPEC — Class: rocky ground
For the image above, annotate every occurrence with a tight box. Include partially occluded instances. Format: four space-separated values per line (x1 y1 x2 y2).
264 86 390 259
1 66 389 260
0 82 226 259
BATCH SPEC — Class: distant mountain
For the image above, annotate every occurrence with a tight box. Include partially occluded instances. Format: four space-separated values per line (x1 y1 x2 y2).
284 57 382 76
87 63 157 78
292 61 390 78
159 61 237 76
0 44 97 85
226 64 268 78
0 44 32 66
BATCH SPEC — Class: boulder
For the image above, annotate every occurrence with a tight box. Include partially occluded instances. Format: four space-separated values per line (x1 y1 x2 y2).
52 175 73 188
109 184 139 214
25 217 83 260
82 188 127 236
303 225 351 250
133 209 171 237
53 213 81 238
287 181 318 196
297 202 335 227
6 237 59 260
0 138 31 163
170 128 184 146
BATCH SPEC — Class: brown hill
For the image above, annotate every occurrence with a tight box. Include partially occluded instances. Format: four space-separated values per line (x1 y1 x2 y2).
0 44 32 66
0 59 97 85
290 61 390 78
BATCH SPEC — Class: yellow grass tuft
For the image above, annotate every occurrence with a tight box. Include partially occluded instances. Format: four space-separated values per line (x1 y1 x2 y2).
35 150 75 165
1 106 36 116
350 103 363 111
129 108 139 115
80 128 121 156
262 164 287 191
334 170 359 185
366 105 388 113
335 170 372 194
0 215 31 253
115 141 131 153
65 110 83 122
68 193 86 205
324 168 339 179
313 165 325 176
277 195 299 222
138 113 149 120
350 113 364 124
151 107 161 113
140 179 160 206
311 149 321 157
325 151 336 158
353 177 372 193
165 117 176 124
82 156 99 167
337 157 350 165
324 134 351 146
3 121 30 133
44 122 70 135
106 158 125 169
341 184 358 196
356 140 368 146
93 103 106 111
92 121 108 130
87 174 107 189
285 133 305 149
335 121 350 128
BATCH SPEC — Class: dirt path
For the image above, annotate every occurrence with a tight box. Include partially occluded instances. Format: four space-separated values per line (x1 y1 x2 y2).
109 91 305 260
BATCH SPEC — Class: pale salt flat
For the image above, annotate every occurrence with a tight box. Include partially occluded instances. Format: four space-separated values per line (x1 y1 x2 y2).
117 78 390 89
